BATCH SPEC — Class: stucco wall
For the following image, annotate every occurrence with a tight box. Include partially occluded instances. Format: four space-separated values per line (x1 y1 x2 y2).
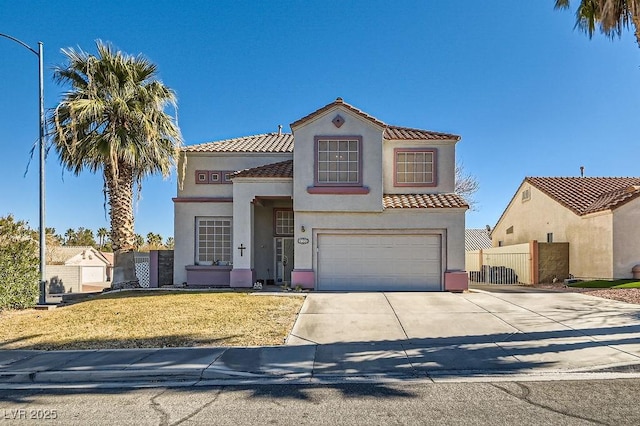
382 140 457 194
177 152 292 198
293 208 466 275
569 212 613 279
293 106 385 212
173 201 233 284
612 198 640 278
492 183 577 246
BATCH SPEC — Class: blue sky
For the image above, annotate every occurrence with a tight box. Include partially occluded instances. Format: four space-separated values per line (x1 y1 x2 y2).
1 1 639 240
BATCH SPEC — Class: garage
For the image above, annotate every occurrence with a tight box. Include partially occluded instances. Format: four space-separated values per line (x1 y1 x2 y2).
316 233 442 291
81 266 105 283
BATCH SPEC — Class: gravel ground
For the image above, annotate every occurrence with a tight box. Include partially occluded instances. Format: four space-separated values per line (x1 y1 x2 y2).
533 283 640 305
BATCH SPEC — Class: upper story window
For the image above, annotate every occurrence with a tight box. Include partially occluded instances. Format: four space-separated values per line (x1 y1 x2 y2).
394 148 436 187
315 136 361 186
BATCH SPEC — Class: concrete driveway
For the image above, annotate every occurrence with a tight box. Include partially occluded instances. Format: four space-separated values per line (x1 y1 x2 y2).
286 290 640 376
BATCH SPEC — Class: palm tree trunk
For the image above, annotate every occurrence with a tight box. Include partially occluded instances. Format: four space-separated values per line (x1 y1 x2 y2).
634 15 640 48
105 163 140 289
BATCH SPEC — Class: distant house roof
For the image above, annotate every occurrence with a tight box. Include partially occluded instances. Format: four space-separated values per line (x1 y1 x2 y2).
101 252 114 266
184 98 459 153
47 246 108 265
525 177 640 216
234 160 293 178
465 229 492 251
382 193 468 209
183 133 294 153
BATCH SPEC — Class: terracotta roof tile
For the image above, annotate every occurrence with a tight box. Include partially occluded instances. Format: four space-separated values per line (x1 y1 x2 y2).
526 177 640 215
465 229 493 251
290 97 387 129
234 160 293 178
384 126 460 141
383 193 468 209
183 133 294 153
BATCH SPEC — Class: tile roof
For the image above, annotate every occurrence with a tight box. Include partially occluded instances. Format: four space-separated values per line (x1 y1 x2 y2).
47 246 105 265
384 125 460 141
290 97 387 129
526 177 640 215
465 229 493 251
186 99 459 154
183 133 294 153
383 193 468 209
233 160 293 178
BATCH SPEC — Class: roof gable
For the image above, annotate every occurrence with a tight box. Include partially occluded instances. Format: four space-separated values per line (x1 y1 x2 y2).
526 177 640 215
290 97 386 130
47 246 108 265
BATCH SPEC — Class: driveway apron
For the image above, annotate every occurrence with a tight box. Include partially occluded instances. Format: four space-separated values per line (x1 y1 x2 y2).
286 290 640 376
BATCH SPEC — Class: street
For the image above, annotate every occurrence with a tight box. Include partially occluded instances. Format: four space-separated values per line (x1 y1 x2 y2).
1 379 639 425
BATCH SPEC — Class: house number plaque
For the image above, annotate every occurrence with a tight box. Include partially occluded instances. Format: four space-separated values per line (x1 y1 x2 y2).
297 238 309 244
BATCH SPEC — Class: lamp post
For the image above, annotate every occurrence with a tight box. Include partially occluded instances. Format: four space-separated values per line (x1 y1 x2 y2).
0 33 47 304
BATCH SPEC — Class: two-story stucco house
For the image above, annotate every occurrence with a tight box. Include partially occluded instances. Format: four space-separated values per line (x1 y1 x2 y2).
173 98 469 291
492 177 640 280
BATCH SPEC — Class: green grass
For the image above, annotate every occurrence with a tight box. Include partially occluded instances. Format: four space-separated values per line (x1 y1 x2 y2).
569 279 640 289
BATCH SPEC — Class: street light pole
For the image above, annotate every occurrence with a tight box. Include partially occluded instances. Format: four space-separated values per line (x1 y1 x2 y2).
0 33 47 304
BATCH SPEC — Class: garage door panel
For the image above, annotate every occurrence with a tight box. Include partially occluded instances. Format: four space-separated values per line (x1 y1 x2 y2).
317 234 441 291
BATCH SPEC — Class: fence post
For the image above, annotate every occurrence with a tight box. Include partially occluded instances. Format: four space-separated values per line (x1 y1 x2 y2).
530 240 539 284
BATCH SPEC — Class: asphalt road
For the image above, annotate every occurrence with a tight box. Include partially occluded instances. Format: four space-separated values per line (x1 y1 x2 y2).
1 379 639 425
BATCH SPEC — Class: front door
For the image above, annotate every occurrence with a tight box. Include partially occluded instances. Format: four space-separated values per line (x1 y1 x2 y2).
274 237 294 286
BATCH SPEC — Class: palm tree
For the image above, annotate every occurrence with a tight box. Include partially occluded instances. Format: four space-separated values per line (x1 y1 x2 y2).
64 228 75 246
97 227 109 249
51 41 183 288
555 1 640 47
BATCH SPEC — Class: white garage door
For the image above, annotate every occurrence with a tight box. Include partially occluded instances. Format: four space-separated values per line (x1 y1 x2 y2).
82 266 105 283
317 234 442 291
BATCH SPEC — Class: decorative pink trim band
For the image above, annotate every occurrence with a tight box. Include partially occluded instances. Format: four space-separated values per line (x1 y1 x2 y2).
172 197 233 203
306 186 370 194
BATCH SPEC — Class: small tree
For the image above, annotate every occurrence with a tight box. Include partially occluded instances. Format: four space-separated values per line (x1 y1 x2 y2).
455 163 479 210
0 215 39 310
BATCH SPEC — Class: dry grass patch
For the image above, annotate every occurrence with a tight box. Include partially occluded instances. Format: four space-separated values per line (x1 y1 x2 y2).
0 291 305 350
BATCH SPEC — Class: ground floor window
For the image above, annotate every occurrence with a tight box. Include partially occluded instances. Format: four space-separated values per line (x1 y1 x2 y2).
196 217 232 264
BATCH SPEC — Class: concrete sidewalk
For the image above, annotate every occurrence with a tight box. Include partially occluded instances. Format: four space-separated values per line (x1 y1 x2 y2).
2 290 640 388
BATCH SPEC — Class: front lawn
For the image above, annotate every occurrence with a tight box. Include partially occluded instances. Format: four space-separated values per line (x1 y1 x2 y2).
0 291 304 350
569 279 640 289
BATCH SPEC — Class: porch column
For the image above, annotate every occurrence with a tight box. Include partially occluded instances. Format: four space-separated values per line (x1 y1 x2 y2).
230 192 255 287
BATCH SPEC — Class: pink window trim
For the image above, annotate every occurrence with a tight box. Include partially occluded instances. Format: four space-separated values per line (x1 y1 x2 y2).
393 148 438 187
306 186 370 194
195 170 234 184
273 208 294 236
313 135 363 187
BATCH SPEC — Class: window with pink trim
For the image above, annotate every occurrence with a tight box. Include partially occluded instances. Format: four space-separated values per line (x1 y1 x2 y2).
315 136 362 186
394 149 436 186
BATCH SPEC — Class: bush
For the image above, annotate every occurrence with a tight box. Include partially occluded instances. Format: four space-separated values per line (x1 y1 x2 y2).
0 215 39 310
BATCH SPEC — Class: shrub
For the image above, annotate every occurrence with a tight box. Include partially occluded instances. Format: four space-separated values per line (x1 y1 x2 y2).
0 215 39 310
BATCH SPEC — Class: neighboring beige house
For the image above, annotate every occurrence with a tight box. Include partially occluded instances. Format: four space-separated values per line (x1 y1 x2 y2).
46 246 111 293
173 98 469 291
492 177 640 280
